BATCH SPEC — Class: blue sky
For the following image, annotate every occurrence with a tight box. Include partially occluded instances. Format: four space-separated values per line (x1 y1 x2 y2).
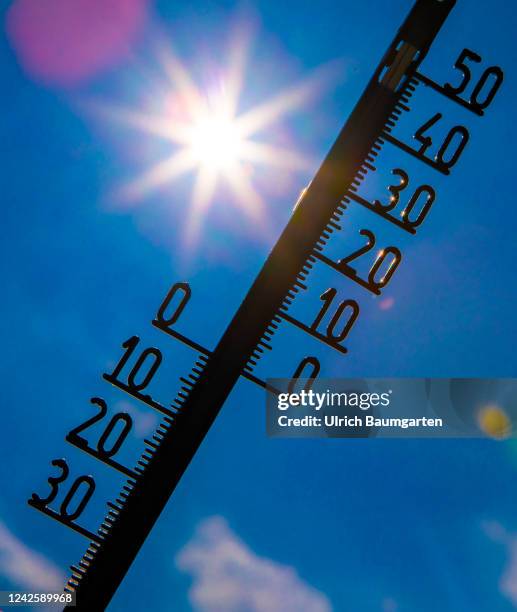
1 0 517 610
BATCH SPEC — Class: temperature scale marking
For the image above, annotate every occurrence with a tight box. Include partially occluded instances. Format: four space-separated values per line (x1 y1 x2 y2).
27 0 504 608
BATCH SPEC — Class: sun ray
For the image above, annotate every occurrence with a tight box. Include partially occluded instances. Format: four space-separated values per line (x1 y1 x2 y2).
117 148 197 202
235 66 334 138
240 140 314 171
223 164 275 241
223 163 264 222
89 101 193 144
154 41 206 120
223 23 253 117
185 165 219 245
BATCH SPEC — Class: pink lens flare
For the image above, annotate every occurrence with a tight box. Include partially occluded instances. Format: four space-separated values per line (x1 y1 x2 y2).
379 296 395 311
6 0 149 87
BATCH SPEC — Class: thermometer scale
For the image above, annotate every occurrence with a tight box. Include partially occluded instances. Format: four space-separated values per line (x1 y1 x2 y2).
27 0 504 608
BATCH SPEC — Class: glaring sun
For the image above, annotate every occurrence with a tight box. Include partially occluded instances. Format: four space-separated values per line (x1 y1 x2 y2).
95 33 331 244
187 113 244 172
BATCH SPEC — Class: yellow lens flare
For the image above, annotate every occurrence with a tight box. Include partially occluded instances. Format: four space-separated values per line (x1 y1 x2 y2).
88 31 336 246
477 404 512 440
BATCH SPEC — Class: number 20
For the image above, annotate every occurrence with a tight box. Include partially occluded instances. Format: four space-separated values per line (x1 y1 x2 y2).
66 397 132 459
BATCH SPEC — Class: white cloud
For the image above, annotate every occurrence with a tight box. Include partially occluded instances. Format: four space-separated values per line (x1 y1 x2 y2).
483 520 517 607
0 519 64 591
382 597 398 612
114 400 159 438
176 516 332 612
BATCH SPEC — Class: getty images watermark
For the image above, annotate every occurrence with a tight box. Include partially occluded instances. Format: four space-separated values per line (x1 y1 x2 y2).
276 388 442 430
266 379 517 438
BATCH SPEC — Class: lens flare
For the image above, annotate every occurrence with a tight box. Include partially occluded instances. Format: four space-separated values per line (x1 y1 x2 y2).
477 405 511 440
